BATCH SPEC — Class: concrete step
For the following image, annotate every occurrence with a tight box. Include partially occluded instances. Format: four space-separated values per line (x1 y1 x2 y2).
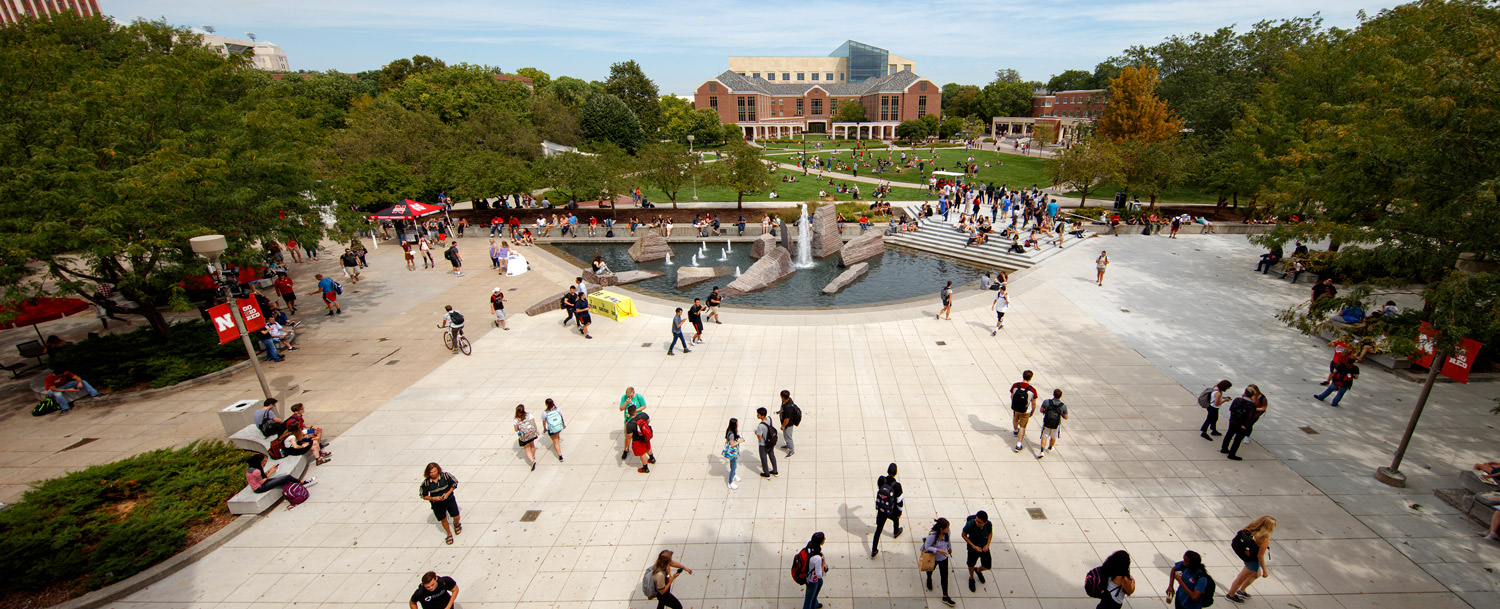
889 205 1089 269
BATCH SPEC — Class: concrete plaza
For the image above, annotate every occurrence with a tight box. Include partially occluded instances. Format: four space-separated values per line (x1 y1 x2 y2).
67 231 1500 608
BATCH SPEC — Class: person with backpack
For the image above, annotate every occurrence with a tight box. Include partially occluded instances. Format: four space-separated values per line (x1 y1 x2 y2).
755 407 779 478
724 418 743 490
561 286 579 327
1087 550 1135 609
1199 380 1233 440
937 280 954 320
542 399 565 462
515 404 541 471
445 242 463 277
278 427 328 465
961 511 993 593
1037 389 1068 458
409 571 459 609
778 390 802 457
1314 358 1359 407
340 248 361 284
1010 370 1039 452
307 273 341 316
629 404 654 474
870 463 904 557
420 463 461 545
1225 516 1276 603
619 387 651 462
440 305 465 353
1221 385 1267 460
921 518 956 606
644 549 693 609
1166 550 1212 609
245 453 315 495
796 532 829 609
254 398 285 437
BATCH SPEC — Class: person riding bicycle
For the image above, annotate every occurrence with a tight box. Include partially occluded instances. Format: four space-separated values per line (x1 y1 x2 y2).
439 305 466 352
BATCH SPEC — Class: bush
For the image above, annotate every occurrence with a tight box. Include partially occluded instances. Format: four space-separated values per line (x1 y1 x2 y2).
48 321 244 391
0 441 246 594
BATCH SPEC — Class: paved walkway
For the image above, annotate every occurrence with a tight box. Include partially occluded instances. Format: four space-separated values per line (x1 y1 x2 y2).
110 234 1498 608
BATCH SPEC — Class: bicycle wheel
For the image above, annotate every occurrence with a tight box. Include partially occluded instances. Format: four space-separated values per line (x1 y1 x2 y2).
457 336 471 356
443 331 455 351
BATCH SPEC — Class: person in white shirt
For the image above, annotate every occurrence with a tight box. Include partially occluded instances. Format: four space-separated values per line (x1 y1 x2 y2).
991 288 1009 336
266 321 297 350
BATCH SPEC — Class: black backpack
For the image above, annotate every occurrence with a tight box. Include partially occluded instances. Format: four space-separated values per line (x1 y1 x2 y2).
32 396 60 417
761 421 778 447
1042 399 1064 429
1011 385 1031 412
1231 529 1257 560
258 416 286 438
1228 397 1253 422
448 311 465 326
782 402 802 426
875 481 898 516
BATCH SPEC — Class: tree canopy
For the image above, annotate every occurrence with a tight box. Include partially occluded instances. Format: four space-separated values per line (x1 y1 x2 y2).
603 60 664 136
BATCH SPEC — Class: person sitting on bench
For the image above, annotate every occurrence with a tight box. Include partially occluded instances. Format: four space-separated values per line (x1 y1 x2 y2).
44 369 99 413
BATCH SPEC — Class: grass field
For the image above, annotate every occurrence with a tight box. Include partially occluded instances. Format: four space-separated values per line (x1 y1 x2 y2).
637 168 887 204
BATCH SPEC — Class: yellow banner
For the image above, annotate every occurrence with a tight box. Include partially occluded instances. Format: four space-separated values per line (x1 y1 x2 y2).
587 290 638 321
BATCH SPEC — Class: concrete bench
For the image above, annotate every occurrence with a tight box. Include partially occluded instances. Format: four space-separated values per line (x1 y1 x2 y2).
227 454 310 515
229 425 274 455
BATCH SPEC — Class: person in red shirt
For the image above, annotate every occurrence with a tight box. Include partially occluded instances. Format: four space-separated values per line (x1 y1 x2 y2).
509 216 521 240
44 370 99 413
273 274 297 314
489 217 502 238
588 216 599 237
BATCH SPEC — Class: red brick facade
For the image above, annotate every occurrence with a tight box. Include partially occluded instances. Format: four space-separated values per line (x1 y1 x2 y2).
694 75 939 134
1031 88 1106 119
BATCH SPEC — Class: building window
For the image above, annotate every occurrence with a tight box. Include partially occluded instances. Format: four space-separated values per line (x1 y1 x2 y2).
919 81 928 92
710 97 718 109
751 73 759 79
737 97 746 122
708 83 717 93
812 99 823 115
766 73 774 81
782 73 790 81
796 99 804 116
797 73 805 81
918 96 926 118
827 72 834 81
888 64 896 75
747 97 756 121
838 73 844 81
811 73 819 81
904 64 912 72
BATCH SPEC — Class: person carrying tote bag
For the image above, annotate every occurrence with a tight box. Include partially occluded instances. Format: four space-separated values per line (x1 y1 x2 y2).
921 518 955 606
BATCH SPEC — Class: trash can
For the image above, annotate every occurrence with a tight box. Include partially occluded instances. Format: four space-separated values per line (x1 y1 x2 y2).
219 399 265 436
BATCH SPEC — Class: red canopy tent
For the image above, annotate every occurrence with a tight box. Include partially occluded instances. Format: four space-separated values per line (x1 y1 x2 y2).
0 297 91 341
369 199 444 221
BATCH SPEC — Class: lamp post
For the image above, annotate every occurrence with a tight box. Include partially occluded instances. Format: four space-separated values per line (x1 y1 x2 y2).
1375 350 1445 488
190 234 274 401
687 135 698 201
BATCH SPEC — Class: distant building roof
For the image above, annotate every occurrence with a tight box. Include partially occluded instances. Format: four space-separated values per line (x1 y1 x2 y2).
710 70 924 97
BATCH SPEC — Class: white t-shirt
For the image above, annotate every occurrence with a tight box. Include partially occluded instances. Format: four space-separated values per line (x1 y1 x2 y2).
993 291 1009 313
1209 389 1225 410
807 554 824 583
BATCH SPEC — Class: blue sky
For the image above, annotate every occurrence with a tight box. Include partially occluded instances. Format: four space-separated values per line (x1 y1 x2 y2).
108 0 1397 95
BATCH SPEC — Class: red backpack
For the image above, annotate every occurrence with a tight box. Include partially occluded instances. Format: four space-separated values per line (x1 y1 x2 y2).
634 416 654 443
267 433 287 460
790 547 810 584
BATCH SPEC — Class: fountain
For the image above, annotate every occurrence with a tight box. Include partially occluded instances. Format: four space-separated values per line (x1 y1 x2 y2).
734 266 742 277
726 240 732 252
690 253 699 266
719 247 728 261
794 203 814 269
700 240 708 253
664 249 674 266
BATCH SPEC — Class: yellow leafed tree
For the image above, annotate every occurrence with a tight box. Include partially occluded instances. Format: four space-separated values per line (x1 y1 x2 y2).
1095 66 1183 143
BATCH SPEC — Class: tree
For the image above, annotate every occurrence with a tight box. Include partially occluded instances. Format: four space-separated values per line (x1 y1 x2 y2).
722 122 746 144
0 16 326 334
546 76 599 108
1046 69 1095 92
1031 123 1056 148
833 100 867 124
984 69 1040 118
1108 138 1196 205
275 69 380 130
938 116 964 139
1049 138 1118 206
637 142 692 207
895 119 932 141
385 63 529 124
531 94 582 146
1095 66 1183 143
578 93 644 152
378 54 446 91
713 141 772 209
514 67 551 90
537 151 602 204
602 60 664 135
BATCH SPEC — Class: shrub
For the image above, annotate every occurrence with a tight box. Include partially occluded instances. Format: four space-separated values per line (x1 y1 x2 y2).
0 441 246 594
47 321 244 391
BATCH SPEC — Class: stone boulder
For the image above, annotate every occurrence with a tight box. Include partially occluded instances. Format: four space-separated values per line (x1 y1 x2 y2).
627 232 671 262
810 203 842 258
839 231 885 267
750 233 776 259
582 270 618 287
821 262 869 294
675 266 731 289
612 270 664 285
525 284 599 316
723 246 794 296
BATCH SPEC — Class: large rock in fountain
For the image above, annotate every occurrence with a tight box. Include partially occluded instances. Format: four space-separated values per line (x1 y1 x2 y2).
723 246 795 297
811 204 842 258
821 262 869 294
839 231 885 267
582 270 618 287
676 266 732 289
750 234 776 259
612 270 664 285
627 232 671 262
525 283 599 316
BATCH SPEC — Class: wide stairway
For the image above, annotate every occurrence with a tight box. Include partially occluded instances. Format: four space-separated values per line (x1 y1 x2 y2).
886 204 1094 270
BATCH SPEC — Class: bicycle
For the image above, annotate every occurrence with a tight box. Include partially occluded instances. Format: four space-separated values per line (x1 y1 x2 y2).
440 324 471 355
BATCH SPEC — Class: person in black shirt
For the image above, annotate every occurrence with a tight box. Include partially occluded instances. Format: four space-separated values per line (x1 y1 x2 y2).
574 292 593 339
420 463 461 545
409 572 458 609
560 287 578 327
871 463 904 557
688 298 705 344
705 287 723 325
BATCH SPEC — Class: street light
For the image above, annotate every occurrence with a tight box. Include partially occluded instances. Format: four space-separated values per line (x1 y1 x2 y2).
687 135 698 201
190 234 274 401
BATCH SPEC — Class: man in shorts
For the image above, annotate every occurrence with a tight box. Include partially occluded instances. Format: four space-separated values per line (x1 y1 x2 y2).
962 510 993 592
688 298 705 344
440 305 464 352
705 286 723 324
1038 389 1068 459
419 466 461 545
340 248 361 284
490 288 509 330
573 289 592 339
1010 370 1038 451
445 242 463 277
307 273 341 316
273 273 297 314
991 286 1009 336
618 387 651 462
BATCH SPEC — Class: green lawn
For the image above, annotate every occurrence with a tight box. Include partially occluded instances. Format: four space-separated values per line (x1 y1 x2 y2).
782 148 1054 189
638 168 883 204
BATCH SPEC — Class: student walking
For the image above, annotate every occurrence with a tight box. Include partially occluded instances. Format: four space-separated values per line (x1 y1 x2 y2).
1092 550 1136 609
990 287 1009 335
755 407 779 478
961 511 993 593
646 550 693 609
409 572 459 609
420 463 461 545
515 404 541 471
445 242 463 277
706 287 723 324
1199 380 1233 439
778 390 801 457
573 291 593 339
1314 358 1359 407
307 273 341 316
1221 385 1267 460
629 404 654 473
1038 389 1068 458
490 288 509 330
1010 370 1039 452
542 398 565 462
619 387 652 462
688 298 706 344
921 518 956 606
1166 551 1212 609
667 308 691 355
724 418 743 490
1096 251 1109 286
1225 516 1276 603
870 463 904 557
937 281 954 320
800 532 830 609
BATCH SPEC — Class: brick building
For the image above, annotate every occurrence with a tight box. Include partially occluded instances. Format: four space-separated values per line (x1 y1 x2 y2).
693 69 940 140
1032 88 1106 119
0 0 100 24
